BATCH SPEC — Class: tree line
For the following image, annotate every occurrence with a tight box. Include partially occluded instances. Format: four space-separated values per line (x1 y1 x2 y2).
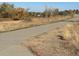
0 3 79 20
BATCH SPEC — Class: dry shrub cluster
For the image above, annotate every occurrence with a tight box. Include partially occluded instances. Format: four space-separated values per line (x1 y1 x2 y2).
61 23 79 49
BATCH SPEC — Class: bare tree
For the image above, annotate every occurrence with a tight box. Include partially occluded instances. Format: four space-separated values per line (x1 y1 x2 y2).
43 5 59 17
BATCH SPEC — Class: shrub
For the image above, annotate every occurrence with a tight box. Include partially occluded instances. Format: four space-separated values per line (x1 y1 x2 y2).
60 23 79 48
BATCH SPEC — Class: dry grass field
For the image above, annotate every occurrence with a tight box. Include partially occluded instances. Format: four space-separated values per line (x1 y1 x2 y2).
0 15 72 32
23 22 79 56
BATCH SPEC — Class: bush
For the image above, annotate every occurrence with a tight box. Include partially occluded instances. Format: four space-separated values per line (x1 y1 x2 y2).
60 23 79 48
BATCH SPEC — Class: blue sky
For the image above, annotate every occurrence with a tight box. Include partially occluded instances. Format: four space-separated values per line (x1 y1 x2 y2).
0 2 79 12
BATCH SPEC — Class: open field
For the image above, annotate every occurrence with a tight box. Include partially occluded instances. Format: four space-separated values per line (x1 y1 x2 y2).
1 2 79 56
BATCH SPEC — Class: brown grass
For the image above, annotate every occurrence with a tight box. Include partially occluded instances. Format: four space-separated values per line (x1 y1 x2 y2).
60 23 79 49
0 15 72 32
23 23 79 56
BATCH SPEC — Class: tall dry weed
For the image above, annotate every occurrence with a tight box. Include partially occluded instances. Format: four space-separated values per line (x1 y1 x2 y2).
61 23 79 48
